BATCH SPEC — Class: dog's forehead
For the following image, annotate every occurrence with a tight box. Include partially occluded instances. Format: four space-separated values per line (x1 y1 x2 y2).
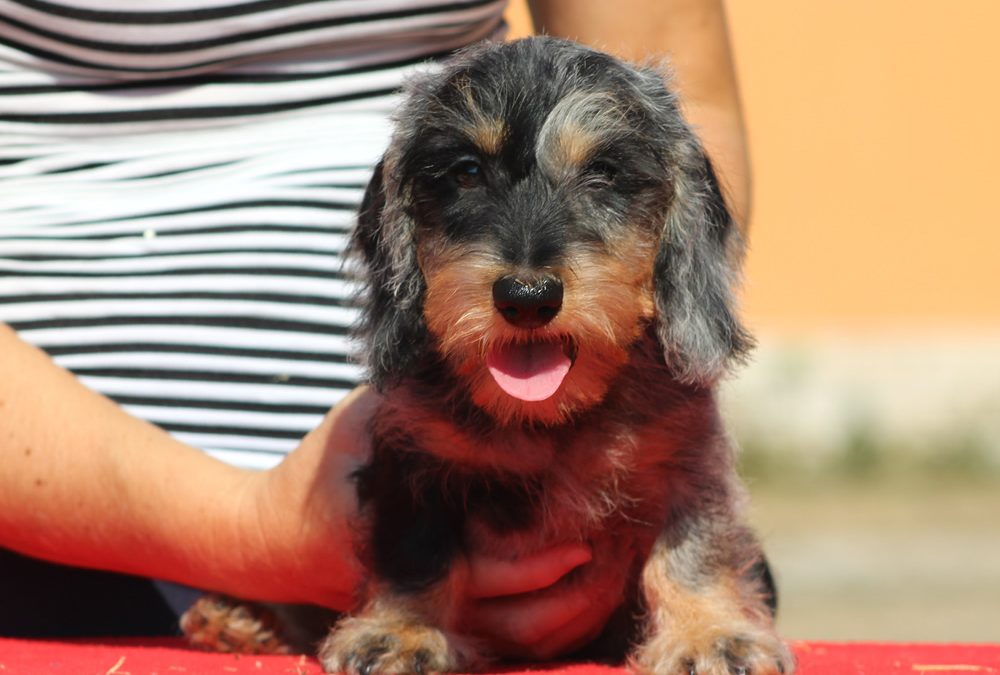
534 90 638 172
428 42 647 162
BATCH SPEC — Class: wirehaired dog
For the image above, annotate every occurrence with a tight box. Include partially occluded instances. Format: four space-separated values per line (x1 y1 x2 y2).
184 36 793 675
318 37 791 675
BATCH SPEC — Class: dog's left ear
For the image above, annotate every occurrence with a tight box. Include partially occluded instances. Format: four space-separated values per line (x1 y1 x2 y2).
351 158 429 389
648 87 754 385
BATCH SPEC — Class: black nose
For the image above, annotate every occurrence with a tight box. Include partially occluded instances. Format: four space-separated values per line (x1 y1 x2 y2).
492 275 563 329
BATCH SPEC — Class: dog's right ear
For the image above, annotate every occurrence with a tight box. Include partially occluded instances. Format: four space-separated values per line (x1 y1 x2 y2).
351 158 429 389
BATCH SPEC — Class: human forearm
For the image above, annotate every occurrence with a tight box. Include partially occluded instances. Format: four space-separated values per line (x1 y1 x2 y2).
0 323 341 604
527 0 752 229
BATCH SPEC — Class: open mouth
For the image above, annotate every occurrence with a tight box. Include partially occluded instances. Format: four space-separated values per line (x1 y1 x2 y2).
485 337 577 402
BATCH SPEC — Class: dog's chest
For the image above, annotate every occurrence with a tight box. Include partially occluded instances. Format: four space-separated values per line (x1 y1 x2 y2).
456 422 678 557
362 383 712 589
361 417 674 558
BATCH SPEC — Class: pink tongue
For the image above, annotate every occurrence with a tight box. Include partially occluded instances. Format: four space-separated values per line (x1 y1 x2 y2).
486 341 572 402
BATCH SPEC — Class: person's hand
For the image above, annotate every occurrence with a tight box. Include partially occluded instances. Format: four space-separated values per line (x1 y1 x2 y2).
462 544 627 659
242 386 379 609
247 385 622 657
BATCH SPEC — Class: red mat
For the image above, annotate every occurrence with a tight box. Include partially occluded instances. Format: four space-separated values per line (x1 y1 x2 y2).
0 638 996 674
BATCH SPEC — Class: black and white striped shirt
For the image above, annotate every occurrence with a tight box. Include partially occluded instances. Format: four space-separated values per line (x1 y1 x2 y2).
0 0 508 469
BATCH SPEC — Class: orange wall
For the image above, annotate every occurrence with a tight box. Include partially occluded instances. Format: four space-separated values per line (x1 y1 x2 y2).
507 1 1000 331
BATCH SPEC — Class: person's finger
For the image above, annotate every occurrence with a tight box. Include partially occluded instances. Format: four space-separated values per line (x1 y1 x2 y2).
466 544 592 599
466 582 595 649
507 575 624 659
465 563 624 656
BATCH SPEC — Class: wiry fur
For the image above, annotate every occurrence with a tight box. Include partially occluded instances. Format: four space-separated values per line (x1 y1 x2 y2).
325 37 789 675
183 36 790 675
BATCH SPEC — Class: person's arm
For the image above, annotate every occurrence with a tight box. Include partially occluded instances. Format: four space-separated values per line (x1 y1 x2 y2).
527 0 752 230
0 321 356 607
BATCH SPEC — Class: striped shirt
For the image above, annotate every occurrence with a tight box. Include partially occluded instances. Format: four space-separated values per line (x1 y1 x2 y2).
0 0 508 469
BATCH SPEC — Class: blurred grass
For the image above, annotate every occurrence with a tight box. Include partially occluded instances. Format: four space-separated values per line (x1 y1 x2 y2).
737 438 1000 642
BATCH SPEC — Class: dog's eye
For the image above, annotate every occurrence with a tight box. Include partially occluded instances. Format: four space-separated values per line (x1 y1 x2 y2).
584 159 619 186
450 159 484 189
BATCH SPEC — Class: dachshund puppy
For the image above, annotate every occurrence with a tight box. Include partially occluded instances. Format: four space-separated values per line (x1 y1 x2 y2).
318 37 791 675
182 36 792 675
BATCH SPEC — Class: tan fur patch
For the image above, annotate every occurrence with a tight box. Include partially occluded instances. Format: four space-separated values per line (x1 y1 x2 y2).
468 118 507 156
320 613 461 675
455 76 508 155
634 549 793 675
535 90 632 179
318 574 482 675
550 122 599 169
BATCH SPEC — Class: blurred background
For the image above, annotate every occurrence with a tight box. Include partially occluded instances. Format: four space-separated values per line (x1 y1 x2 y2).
508 1 1000 643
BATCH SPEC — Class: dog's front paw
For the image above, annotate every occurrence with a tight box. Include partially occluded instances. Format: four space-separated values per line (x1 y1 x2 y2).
631 621 793 675
318 615 467 675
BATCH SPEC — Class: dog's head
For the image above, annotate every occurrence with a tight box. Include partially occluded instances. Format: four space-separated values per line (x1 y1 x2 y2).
354 37 752 425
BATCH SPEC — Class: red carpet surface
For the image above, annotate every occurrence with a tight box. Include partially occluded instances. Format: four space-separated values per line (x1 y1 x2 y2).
0 639 997 675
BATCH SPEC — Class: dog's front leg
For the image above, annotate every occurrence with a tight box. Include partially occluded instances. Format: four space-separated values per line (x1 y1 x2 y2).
318 584 479 675
318 443 479 674
631 510 794 675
